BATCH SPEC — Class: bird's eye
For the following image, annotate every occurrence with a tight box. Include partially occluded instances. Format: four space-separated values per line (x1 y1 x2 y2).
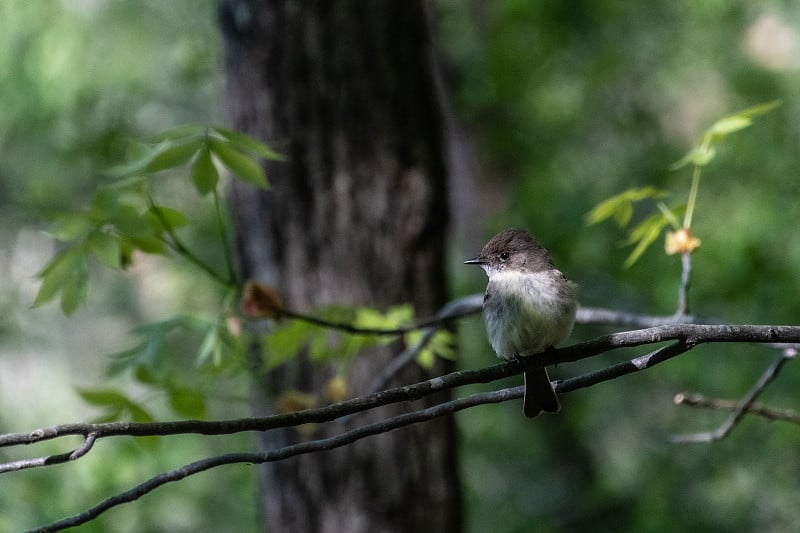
499 251 510 261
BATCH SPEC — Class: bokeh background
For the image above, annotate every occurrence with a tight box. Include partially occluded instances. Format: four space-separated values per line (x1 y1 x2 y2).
2 1 799 531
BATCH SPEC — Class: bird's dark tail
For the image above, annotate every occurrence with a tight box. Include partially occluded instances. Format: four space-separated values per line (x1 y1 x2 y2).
523 366 560 418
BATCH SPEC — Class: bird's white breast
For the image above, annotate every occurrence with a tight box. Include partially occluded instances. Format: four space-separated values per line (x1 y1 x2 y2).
483 269 576 360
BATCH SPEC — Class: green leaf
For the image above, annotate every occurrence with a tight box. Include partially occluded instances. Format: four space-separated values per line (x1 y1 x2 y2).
124 235 166 254
416 347 436 369
128 402 155 423
585 187 667 227
353 304 413 332
148 124 206 142
212 126 285 160
671 100 781 170
134 364 157 384
168 387 206 419
383 304 414 327
669 149 695 171
148 205 190 231
48 214 93 242
622 212 672 268
86 230 122 269
111 203 153 237
144 138 204 173
691 145 716 167
59 258 89 314
406 329 456 369
105 150 155 177
209 138 269 189
735 99 782 120
76 388 155 423
191 145 219 195
109 203 167 254
670 144 717 170
656 202 684 230
33 247 85 309
624 223 663 268
76 388 131 408
706 115 752 138
196 323 219 366
263 321 311 370
429 329 456 360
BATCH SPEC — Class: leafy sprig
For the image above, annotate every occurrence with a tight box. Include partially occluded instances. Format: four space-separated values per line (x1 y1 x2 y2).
34 126 281 314
587 100 780 267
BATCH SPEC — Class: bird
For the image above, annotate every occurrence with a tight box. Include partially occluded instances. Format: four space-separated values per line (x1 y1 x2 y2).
465 228 577 417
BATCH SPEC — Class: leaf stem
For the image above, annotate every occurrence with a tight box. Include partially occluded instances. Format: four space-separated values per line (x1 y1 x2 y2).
146 194 235 289
683 164 701 228
213 189 238 286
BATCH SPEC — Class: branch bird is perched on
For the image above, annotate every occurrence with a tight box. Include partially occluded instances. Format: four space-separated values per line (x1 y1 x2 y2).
465 228 577 417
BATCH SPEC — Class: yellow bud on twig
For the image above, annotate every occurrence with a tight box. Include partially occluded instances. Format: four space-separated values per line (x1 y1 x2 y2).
665 227 701 255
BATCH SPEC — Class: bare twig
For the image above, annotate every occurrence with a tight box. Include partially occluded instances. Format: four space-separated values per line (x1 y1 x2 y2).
673 392 800 425
575 306 697 328
0 432 98 474
675 252 692 318
555 341 692 393
669 348 797 443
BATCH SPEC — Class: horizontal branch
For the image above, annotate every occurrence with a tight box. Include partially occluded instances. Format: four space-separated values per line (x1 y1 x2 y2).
3 324 800 455
23 324 800 531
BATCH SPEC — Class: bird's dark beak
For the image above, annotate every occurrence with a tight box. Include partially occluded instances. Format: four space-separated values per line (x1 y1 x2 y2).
464 257 485 265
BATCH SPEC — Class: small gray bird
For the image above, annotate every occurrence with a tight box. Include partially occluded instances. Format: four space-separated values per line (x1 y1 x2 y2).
465 228 577 417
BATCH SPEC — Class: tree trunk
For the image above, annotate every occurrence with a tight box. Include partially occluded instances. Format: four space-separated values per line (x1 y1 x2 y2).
218 1 461 532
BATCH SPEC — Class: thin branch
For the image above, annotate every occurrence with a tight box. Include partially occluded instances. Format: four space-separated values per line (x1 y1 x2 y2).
669 348 797 443
147 198 234 288
555 341 691 393
673 392 800 425
0 433 98 474
277 294 483 336
575 306 697 328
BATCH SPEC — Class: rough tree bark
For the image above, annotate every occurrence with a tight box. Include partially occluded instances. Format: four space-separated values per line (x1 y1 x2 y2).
218 1 461 532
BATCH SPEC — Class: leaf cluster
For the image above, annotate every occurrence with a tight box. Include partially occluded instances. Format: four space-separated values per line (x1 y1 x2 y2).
586 101 780 267
78 314 245 424
33 126 281 314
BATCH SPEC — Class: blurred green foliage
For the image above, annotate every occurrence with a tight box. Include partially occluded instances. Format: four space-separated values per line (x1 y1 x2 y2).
0 1 259 532
4 0 800 532
443 1 800 532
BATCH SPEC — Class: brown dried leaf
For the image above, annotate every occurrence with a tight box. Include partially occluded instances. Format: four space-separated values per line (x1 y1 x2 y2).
241 280 284 318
